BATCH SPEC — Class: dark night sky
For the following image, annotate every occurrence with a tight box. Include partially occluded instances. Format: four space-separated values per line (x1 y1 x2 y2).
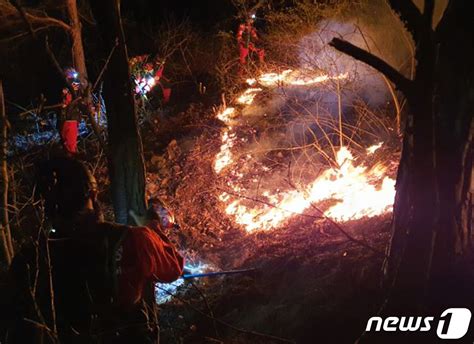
122 0 237 30
3 1 238 107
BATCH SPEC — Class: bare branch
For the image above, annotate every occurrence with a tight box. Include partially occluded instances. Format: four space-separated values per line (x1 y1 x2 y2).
92 39 118 92
7 0 71 38
329 38 413 95
26 13 71 32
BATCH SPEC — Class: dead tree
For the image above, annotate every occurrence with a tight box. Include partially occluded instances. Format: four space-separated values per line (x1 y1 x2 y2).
0 80 13 264
330 0 473 307
89 0 147 224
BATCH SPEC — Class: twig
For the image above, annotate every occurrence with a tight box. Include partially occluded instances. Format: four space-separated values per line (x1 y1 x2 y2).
92 39 118 92
189 281 219 339
41 222 58 335
156 285 295 343
45 36 67 84
0 80 13 264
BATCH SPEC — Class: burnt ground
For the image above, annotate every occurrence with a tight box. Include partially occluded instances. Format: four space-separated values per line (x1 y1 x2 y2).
159 214 391 344
141 105 395 343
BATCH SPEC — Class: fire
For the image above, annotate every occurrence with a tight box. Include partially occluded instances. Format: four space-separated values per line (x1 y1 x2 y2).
250 69 348 87
257 69 293 86
366 142 383 154
222 146 395 232
213 67 396 232
289 72 348 86
214 129 237 173
216 107 235 123
237 88 263 105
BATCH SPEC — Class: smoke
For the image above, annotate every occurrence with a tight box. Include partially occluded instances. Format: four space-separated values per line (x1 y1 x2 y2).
297 19 389 108
219 6 409 198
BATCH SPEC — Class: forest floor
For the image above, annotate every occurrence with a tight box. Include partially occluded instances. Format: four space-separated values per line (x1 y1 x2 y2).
139 102 394 343
159 215 390 344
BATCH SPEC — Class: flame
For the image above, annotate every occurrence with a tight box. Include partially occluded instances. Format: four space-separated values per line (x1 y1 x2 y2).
288 72 348 86
213 67 395 232
254 69 348 87
216 107 235 123
237 88 263 105
258 69 293 86
222 146 395 232
366 142 383 154
214 129 237 173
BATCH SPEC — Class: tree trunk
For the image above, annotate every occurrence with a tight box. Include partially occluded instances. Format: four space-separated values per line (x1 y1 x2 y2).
89 0 147 224
330 0 474 309
66 0 87 82
65 0 104 145
0 80 13 264
383 0 474 306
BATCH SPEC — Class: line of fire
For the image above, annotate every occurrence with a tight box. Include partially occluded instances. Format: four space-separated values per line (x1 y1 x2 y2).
0 0 472 343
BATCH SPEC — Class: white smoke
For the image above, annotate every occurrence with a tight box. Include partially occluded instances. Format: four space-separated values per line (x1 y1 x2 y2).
297 19 389 108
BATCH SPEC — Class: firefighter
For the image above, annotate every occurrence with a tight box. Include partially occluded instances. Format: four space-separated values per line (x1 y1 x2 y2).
154 60 172 104
4 157 184 343
60 68 83 155
237 13 265 66
131 56 172 104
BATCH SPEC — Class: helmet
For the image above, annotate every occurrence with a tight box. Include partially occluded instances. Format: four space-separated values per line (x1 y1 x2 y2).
64 68 81 89
149 198 176 230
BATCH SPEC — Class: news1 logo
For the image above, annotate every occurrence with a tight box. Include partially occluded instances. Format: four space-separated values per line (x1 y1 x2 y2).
365 308 472 339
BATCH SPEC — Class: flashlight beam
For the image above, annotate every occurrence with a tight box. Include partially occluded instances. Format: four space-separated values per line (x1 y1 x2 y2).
182 268 256 279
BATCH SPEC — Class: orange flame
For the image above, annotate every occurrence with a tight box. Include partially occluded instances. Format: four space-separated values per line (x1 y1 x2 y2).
221 146 395 232
214 68 395 232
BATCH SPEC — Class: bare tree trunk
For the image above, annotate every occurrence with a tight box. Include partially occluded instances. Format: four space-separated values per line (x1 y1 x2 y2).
89 0 147 224
0 80 13 265
65 0 104 145
66 0 87 82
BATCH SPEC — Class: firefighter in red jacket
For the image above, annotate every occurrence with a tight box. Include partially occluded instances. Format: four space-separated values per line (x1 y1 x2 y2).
3 157 184 343
61 68 83 155
237 13 265 66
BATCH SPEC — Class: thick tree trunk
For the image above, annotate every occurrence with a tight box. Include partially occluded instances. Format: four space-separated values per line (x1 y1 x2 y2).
430 5 474 271
331 1 474 310
383 0 474 305
89 0 147 224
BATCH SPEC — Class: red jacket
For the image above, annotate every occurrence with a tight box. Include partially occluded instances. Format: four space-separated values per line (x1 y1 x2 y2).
237 23 259 48
118 220 184 305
